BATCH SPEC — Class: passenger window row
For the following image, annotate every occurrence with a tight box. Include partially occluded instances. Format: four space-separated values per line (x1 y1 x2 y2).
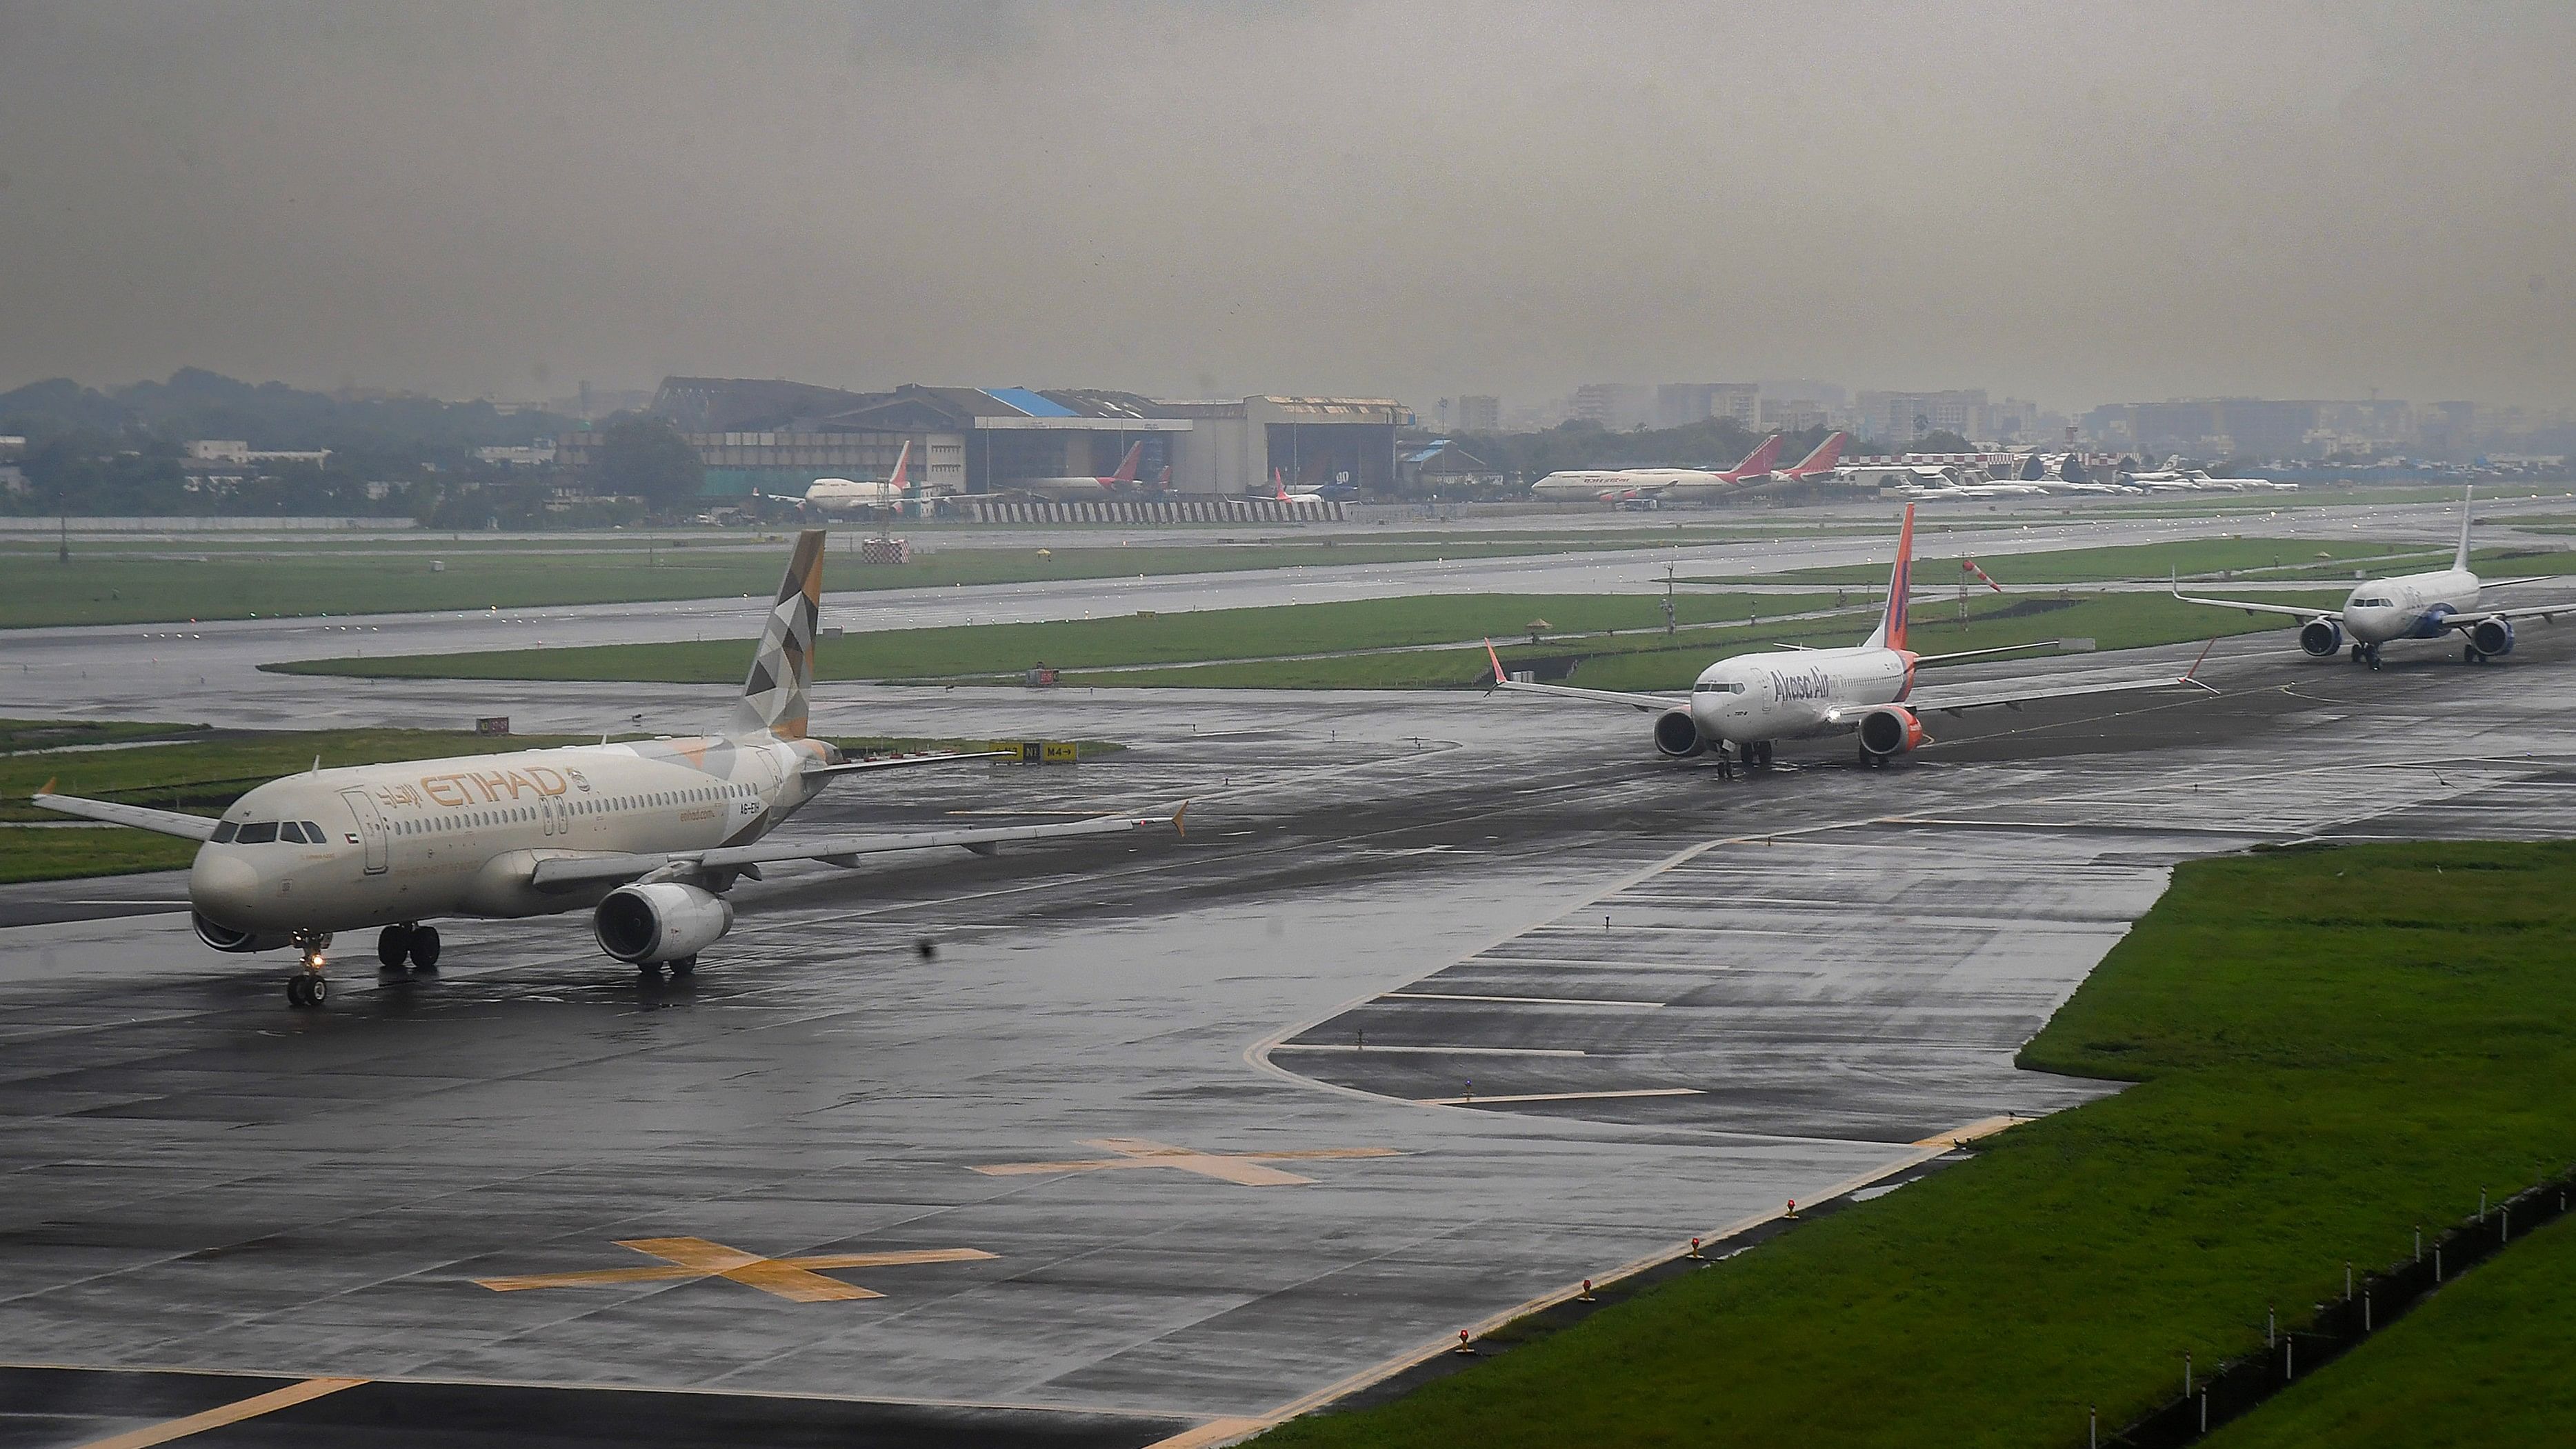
378 781 756 836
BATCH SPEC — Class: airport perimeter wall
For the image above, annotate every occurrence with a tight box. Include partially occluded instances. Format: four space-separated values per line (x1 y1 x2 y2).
0 516 419 533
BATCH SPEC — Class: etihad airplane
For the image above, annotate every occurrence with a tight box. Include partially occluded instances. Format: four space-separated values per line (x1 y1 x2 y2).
1486 503 2210 770
2173 490 2568 669
1017 441 1145 499
33 533 1183 1008
803 439 914 514
1526 434 1786 503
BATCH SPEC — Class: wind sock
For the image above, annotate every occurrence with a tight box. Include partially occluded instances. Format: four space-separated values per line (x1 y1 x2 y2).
1962 558 2005 594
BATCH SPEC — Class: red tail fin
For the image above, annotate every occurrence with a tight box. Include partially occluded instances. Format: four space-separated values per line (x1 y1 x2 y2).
888 439 911 492
1730 433 1784 479
1868 503 1915 651
1104 441 1144 488
1791 431 1848 477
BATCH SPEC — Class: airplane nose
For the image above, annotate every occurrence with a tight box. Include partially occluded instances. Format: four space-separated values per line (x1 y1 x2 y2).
189 850 263 926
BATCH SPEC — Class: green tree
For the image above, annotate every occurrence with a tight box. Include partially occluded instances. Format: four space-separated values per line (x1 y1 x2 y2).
591 415 703 509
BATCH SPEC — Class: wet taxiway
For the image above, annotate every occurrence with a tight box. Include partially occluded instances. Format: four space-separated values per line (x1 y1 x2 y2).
8 623 2576 1446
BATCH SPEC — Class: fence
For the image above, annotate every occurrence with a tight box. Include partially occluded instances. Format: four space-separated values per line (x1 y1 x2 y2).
947 498 1344 525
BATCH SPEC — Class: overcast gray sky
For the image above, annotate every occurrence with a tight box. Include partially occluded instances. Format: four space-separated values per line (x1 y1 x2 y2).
1 1 2568 412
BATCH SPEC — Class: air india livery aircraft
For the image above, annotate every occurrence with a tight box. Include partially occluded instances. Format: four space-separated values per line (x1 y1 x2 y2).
34 532 1183 1008
1487 504 2210 770
1527 433 1786 504
1020 441 1146 499
803 439 914 515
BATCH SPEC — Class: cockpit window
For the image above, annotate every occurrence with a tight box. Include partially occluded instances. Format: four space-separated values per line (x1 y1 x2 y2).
236 821 279 843
211 821 239 843
279 822 308 843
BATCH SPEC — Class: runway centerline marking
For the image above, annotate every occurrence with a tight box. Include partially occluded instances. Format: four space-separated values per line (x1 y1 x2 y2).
68 1375 366 1449
972 1136 1401 1187
474 1237 996 1302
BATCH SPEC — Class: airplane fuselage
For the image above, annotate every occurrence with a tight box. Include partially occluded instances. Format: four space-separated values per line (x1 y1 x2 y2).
2340 568 2484 646
188 735 835 940
1688 644 1910 746
803 481 908 513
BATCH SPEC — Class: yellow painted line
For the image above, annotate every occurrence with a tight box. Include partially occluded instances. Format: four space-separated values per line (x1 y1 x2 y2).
1913 1114 2024 1148
1415 1087 1703 1107
972 1138 1401 1188
70 1376 366 1449
1141 1416 1269 1449
475 1237 997 1301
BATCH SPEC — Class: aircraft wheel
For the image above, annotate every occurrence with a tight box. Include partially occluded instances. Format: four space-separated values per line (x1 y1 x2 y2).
670 956 695 978
377 925 412 969
2350 644 2365 663
2366 649 2383 671
287 974 323 1008
2464 644 2483 665
408 926 441 972
637 961 663 981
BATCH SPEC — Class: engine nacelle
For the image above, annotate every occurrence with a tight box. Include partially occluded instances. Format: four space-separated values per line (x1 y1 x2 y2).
2298 618 2345 657
192 911 288 953
2469 617 2515 657
593 882 735 963
1652 708 1707 758
1856 705 1928 761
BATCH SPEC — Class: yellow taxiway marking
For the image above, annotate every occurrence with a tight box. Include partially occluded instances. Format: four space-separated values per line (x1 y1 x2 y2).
70 1376 366 1449
475 1237 997 1302
1415 1086 1703 1107
1913 1115 2025 1149
973 1137 1401 1187
1141 1417 1270 1449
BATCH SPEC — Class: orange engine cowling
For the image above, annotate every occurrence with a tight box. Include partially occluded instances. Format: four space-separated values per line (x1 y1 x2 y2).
1855 705 1928 761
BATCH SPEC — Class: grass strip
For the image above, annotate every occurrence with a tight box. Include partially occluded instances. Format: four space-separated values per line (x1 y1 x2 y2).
1252 841 2576 1449
1697 538 2568 587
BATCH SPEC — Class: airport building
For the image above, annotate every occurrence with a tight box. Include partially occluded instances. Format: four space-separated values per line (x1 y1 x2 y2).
559 379 1405 499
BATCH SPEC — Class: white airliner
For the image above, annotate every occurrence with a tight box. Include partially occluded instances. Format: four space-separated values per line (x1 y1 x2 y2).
34 532 1183 1008
1269 470 1326 505
803 440 914 514
2173 490 2567 669
1486 504 2210 769
1017 441 1145 499
1528 434 1786 504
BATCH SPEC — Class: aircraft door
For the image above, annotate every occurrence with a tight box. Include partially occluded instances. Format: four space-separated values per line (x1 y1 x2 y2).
339 789 390 875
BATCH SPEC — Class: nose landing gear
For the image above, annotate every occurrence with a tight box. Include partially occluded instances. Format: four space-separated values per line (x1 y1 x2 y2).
286 930 332 1008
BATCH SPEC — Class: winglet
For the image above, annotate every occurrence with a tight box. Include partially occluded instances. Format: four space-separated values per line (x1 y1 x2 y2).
35 776 55 799
1484 638 1507 688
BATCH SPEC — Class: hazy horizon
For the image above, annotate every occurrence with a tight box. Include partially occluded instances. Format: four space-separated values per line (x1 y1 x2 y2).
2 1 2568 414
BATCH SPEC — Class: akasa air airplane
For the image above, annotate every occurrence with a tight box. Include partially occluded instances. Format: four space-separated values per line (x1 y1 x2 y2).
33 532 1183 1008
2173 489 2570 670
1486 504 2211 770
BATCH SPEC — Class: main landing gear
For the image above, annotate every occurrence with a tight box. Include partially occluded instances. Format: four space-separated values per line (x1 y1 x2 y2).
376 923 441 973
286 929 332 1008
2463 643 2489 666
637 956 697 983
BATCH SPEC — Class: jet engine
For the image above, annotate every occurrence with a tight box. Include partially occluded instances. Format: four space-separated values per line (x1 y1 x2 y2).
593 882 735 964
192 912 288 953
2298 618 2345 657
1856 705 1928 763
2469 617 2515 657
1653 709 1707 758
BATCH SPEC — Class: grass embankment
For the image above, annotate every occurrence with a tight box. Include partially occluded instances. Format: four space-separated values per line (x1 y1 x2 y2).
3 534 1715 630
0 723 1070 883
1701 537 2568 588
1255 841 2576 1449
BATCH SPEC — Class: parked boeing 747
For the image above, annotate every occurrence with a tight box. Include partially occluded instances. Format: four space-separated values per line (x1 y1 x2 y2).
1486 505 2211 770
2173 490 2569 669
34 532 1183 1007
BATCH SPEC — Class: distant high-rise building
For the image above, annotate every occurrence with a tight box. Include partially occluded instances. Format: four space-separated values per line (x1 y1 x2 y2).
1572 383 1655 431
1455 394 1501 432
1855 389 1988 443
1655 383 1759 429
1759 397 1829 431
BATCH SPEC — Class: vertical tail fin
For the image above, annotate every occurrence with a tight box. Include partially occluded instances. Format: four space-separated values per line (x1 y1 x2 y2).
1106 441 1144 488
730 530 826 740
1732 433 1785 479
888 439 912 492
1791 431 1848 476
2455 485 2475 573
1864 504 1916 651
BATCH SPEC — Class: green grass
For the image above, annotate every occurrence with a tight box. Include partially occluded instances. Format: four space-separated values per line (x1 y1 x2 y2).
266 593 1843 684
2201 1212 2576 1448
2 533 1739 629
1253 841 2576 1449
1698 538 2569 588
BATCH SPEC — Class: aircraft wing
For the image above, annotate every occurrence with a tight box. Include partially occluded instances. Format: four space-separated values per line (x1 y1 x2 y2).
2444 601 2576 628
2479 575 2571 591
1482 641 1684 712
804 749 1018 778
30 784 219 841
1890 661 2216 718
526 803 1186 890
2171 579 2342 622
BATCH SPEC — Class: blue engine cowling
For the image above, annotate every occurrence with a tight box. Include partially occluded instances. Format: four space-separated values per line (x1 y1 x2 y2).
2469 617 2515 657
2298 618 2345 657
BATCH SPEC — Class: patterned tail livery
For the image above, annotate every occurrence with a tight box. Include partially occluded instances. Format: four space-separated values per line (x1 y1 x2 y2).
731 529 827 740
1866 503 1916 651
